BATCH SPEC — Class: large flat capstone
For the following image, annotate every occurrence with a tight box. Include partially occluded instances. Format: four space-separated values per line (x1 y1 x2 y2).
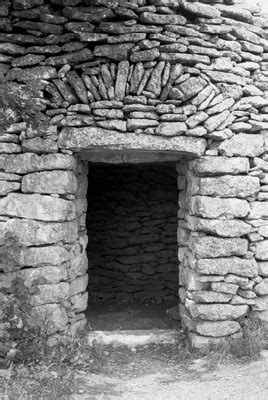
58 126 207 157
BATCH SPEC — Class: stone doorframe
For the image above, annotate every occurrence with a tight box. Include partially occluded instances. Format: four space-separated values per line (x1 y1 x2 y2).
67 130 262 348
1 133 266 348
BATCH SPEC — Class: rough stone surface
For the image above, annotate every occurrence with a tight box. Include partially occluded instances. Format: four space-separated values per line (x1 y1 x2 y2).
0 193 75 221
190 237 248 259
58 127 207 157
21 171 78 195
196 258 258 278
189 196 250 219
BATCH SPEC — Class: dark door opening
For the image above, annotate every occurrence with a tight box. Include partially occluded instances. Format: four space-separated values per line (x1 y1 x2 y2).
86 163 179 330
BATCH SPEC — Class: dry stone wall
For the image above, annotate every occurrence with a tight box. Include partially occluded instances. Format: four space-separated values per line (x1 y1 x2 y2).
87 164 178 304
1 0 268 347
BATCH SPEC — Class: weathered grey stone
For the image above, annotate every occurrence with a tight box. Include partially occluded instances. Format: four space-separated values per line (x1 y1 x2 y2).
252 295 268 311
96 120 127 132
248 202 268 219
186 216 251 237
155 122 187 136
225 274 249 288
254 279 268 296
190 291 232 303
195 321 241 337
17 265 68 287
7 66 57 82
58 127 206 157
187 301 248 321
0 219 77 246
182 1 221 19
94 43 134 61
99 22 162 35
186 112 208 129
211 282 239 295
115 60 129 101
30 282 70 306
126 119 159 130
204 110 230 133
70 274 88 296
21 246 71 267
177 77 207 101
189 156 250 176
189 331 243 349
196 257 258 278
130 48 160 63
189 196 250 219
22 138 58 154
0 143 21 154
218 133 265 157
21 171 77 195
258 262 268 277
160 53 210 65
70 292 88 313
187 175 260 198
33 304 68 334
5 153 76 174
190 237 248 259
0 181 20 196
0 193 75 221
203 70 248 86
254 241 268 260
140 12 186 25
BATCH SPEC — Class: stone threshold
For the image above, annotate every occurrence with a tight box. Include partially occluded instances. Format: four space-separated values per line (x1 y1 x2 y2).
87 329 180 347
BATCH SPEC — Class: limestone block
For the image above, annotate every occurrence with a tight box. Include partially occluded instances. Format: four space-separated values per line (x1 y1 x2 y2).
187 175 260 198
189 331 243 349
0 143 21 153
181 1 221 18
18 265 68 286
1 219 77 246
196 257 258 278
68 318 87 337
186 216 251 237
22 138 58 154
189 196 250 219
258 262 268 277
70 292 88 313
30 282 70 306
224 274 249 288
187 301 248 321
190 291 232 303
69 274 89 296
21 245 71 266
58 127 207 157
69 247 88 280
252 296 268 311
249 202 268 221
0 181 20 196
21 171 78 195
258 226 268 237
218 133 265 157
190 236 248 258
0 193 75 221
5 153 77 174
254 240 268 260
179 267 209 291
194 321 241 337
254 279 268 295
211 282 239 295
33 304 68 334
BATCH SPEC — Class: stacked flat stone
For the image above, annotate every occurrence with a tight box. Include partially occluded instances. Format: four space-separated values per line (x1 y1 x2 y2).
1 0 268 347
87 165 178 304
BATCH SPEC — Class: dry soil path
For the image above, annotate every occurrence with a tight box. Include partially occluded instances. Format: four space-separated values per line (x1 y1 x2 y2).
73 350 268 400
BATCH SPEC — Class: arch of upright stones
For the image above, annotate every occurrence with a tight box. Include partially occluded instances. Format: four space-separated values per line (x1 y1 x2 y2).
1 0 268 348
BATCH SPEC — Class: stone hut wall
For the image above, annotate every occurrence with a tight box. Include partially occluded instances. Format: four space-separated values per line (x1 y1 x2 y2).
1 0 268 347
87 164 178 304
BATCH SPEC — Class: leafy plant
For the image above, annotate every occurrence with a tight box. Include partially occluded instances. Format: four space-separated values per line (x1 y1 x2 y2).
0 78 48 130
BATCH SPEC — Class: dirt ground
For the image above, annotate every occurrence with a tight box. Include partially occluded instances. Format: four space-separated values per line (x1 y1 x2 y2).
72 345 268 400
